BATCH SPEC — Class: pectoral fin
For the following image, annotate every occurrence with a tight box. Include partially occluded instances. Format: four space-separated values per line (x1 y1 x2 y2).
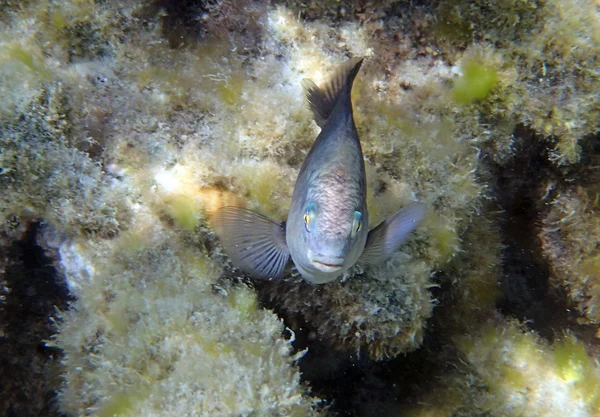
360 203 426 265
213 207 290 279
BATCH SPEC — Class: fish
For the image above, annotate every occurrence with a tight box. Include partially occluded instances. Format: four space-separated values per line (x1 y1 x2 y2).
213 58 425 284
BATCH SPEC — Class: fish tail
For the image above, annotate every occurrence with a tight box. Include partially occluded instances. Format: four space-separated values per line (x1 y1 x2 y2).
301 57 364 127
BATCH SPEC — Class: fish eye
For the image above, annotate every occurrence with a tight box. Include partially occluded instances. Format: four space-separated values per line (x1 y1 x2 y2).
304 203 317 233
352 211 363 236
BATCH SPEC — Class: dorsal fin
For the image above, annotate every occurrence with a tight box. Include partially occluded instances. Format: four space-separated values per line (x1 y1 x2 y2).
301 57 364 128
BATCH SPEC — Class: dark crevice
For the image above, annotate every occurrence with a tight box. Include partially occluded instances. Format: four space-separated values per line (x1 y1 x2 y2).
253 277 451 416
140 0 265 51
0 222 71 417
296 331 453 416
488 126 577 340
153 0 212 48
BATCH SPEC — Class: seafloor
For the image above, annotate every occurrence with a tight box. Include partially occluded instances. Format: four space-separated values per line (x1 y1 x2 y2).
1 1 599 416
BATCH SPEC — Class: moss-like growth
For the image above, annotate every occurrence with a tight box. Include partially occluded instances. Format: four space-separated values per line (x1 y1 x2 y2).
163 194 201 231
554 335 597 388
55 228 324 416
3 45 51 77
407 319 600 417
0 83 131 238
429 0 600 165
3 0 599 414
439 205 504 332
540 185 600 324
262 254 433 360
432 0 545 48
459 321 600 416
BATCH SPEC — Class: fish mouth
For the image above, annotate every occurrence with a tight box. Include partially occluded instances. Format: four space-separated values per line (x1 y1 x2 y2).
307 250 345 273
311 260 344 272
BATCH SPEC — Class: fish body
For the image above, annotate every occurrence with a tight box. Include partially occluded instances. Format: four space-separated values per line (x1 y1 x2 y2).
214 58 425 284
286 59 368 283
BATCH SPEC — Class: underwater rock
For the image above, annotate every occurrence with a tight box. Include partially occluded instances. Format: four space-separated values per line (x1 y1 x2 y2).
429 0 600 165
405 317 600 417
1 0 600 415
54 226 324 417
260 252 433 360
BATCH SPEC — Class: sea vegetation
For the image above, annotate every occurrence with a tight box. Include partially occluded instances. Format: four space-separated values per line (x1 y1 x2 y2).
0 0 599 415
404 319 600 417
540 181 600 325
55 226 323 416
426 0 600 165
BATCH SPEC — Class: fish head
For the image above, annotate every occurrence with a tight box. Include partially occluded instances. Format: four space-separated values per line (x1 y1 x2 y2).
292 199 368 280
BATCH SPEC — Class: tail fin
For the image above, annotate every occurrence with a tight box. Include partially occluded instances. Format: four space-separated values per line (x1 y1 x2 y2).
301 57 363 128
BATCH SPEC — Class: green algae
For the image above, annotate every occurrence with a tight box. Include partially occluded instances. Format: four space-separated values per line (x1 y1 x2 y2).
452 60 498 103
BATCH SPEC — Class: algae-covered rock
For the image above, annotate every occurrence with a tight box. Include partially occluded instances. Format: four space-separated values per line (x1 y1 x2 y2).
0 82 132 238
2 0 600 415
55 226 323 417
261 253 433 360
540 185 600 324
429 0 600 165
406 318 600 417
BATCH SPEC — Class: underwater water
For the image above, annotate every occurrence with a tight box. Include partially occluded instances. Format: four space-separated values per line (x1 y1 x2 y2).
0 1 599 416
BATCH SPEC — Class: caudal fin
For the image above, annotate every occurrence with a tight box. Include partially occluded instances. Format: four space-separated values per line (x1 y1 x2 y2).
301 57 363 128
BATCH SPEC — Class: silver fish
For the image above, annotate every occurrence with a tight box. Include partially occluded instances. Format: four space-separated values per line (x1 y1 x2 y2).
214 58 425 284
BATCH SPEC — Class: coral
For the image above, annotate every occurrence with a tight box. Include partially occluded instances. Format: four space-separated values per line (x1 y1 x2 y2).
540 185 600 324
55 225 324 417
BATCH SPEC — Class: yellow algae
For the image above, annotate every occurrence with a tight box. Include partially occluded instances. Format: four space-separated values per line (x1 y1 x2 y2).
554 336 593 384
217 72 245 106
154 164 243 228
427 214 460 263
165 194 200 230
97 392 142 417
229 285 258 317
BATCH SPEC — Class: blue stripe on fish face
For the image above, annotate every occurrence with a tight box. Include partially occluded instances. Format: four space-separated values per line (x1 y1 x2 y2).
352 210 363 236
